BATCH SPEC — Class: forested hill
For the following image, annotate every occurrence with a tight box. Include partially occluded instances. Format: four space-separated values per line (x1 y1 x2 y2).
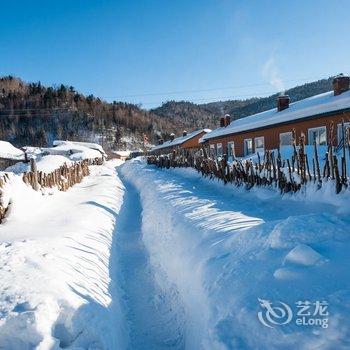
0 76 335 149
151 77 334 129
0 76 181 149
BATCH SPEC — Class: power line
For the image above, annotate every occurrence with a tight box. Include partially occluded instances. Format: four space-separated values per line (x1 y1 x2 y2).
101 75 331 99
139 90 281 106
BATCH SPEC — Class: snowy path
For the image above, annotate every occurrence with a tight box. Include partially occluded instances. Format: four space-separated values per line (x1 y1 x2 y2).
115 173 185 349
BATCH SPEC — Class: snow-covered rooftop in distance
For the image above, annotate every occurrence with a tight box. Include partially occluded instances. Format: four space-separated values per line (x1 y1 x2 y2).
201 90 350 142
151 129 211 152
0 141 25 160
53 140 106 156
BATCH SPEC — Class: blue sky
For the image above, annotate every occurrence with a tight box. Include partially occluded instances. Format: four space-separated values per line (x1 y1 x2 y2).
1 0 350 108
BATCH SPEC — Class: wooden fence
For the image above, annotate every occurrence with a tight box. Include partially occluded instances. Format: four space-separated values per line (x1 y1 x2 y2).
0 173 10 223
22 157 103 191
0 157 103 223
147 135 349 195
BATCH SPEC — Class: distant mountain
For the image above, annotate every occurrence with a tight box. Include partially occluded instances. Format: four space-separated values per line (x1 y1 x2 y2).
151 77 334 130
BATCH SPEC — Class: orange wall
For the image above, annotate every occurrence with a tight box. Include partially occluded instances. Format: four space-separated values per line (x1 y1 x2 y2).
152 131 206 154
206 111 350 156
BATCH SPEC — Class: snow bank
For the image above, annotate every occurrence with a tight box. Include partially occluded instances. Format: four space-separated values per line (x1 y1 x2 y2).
7 155 73 175
121 160 350 349
0 141 24 160
0 162 126 349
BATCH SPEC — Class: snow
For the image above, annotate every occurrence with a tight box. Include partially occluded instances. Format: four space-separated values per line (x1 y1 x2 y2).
53 140 106 157
120 159 350 349
45 141 103 160
283 244 326 267
0 141 24 160
0 161 126 349
7 155 73 174
151 129 211 152
114 150 131 158
202 89 350 141
1 154 350 349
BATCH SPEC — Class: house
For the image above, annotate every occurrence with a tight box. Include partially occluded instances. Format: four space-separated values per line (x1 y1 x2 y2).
150 129 211 155
0 141 26 170
200 75 350 159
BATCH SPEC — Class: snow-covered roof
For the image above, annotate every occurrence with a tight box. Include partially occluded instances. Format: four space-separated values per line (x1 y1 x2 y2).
0 141 25 160
201 90 350 142
114 150 131 157
151 129 211 152
53 140 106 156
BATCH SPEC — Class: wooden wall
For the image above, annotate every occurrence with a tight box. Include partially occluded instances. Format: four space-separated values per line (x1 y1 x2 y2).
205 111 350 157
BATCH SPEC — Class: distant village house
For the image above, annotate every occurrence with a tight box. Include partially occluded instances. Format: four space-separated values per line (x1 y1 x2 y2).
150 129 211 155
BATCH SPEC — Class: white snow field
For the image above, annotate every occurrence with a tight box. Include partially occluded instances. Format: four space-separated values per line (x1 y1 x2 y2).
1 157 350 349
0 161 126 349
120 159 350 350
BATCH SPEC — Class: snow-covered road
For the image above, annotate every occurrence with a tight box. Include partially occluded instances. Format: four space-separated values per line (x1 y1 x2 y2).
115 173 185 349
1 159 350 349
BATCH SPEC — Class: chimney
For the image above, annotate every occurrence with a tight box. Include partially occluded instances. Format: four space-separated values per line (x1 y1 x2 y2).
277 95 290 112
158 138 164 145
333 74 350 96
182 130 187 137
170 133 175 141
220 116 225 127
225 114 231 127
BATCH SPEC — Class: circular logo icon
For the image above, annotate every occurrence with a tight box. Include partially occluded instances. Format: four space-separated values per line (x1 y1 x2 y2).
258 298 293 328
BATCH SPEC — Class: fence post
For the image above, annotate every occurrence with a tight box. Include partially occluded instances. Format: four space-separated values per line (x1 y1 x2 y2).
30 158 39 191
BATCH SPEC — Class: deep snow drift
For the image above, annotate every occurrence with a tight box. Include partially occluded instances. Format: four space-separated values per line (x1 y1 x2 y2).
120 159 350 349
0 161 125 349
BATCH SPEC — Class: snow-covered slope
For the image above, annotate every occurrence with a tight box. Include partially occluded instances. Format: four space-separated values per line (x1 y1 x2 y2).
120 160 350 349
0 161 125 349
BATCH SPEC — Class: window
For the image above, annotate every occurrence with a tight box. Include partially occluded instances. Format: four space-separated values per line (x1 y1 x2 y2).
254 137 265 153
279 131 293 146
337 122 350 146
216 143 223 157
308 126 327 145
227 141 235 157
209 144 215 158
244 138 253 155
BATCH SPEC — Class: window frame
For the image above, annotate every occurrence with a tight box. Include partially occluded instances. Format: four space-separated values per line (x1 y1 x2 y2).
209 144 216 158
254 136 265 153
308 126 327 146
227 141 235 157
244 138 253 156
216 142 223 157
279 131 293 146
